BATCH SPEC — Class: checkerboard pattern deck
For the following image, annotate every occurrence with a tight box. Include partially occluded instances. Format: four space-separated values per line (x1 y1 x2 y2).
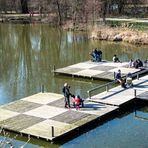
0 92 118 141
54 61 141 80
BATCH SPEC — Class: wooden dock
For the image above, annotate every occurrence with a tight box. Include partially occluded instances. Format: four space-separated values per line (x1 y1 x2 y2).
0 75 147 142
0 93 118 142
54 61 142 81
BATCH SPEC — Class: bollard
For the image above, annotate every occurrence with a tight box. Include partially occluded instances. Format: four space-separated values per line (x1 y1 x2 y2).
41 85 44 93
51 126 54 137
106 85 109 92
87 91 91 99
137 74 139 80
53 65 55 72
134 89 137 98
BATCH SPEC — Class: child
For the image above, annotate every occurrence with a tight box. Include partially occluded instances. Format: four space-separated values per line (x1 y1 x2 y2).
73 95 84 110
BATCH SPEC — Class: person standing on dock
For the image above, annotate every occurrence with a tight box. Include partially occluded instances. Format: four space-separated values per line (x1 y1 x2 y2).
62 83 71 108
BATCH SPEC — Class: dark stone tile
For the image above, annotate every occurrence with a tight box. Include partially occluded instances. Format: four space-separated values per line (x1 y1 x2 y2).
2 100 41 113
0 114 44 131
47 98 65 108
63 67 84 74
50 110 90 124
90 65 116 71
47 98 76 108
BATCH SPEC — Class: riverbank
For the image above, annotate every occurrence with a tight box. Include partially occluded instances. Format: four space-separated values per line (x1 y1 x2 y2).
90 25 148 45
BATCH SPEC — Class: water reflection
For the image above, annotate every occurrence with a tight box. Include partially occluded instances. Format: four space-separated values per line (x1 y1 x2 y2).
61 108 148 148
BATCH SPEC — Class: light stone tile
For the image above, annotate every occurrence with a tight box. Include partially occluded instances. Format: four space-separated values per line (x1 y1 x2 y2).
69 63 97 69
0 108 19 121
21 93 63 104
109 67 140 73
21 119 76 138
74 69 104 77
24 105 67 119
102 62 128 67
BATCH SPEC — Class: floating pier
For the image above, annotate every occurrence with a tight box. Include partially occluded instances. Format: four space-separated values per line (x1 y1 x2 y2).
0 93 118 142
54 61 142 81
0 75 147 142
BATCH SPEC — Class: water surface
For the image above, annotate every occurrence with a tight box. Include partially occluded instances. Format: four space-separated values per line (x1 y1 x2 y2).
0 23 147 147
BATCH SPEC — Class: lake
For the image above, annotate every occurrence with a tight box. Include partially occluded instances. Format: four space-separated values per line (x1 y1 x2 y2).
0 23 147 148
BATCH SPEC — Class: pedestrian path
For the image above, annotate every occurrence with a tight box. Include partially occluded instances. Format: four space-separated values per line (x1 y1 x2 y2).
88 75 148 106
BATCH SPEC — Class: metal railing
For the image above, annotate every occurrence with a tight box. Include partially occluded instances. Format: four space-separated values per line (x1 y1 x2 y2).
87 68 148 99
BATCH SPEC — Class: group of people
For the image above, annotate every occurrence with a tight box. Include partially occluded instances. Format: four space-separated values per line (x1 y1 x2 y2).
62 83 84 110
90 48 102 62
128 59 143 68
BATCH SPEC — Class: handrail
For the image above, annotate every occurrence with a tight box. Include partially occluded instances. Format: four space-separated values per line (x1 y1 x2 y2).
87 68 148 99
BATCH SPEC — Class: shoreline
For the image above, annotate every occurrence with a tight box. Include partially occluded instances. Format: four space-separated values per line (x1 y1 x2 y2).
1 14 148 45
89 26 148 45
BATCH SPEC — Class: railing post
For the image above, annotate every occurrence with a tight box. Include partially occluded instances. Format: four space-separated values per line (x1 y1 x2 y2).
51 126 54 137
87 91 91 99
137 74 139 80
53 65 55 72
41 85 44 93
106 85 109 92
134 89 137 98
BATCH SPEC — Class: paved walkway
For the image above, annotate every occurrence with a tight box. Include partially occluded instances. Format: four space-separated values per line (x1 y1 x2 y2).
89 75 148 106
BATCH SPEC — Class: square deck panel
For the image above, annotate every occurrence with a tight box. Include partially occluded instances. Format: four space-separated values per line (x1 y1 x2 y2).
47 98 66 108
0 114 44 131
1 100 41 113
109 67 140 74
90 65 116 71
0 108 19 121
24 105 67 119
51 110 90 124
60 67 84 74
21 119 75 138
94 72 115 80
21 93 63 105
74 69 104 77
69 63 97 69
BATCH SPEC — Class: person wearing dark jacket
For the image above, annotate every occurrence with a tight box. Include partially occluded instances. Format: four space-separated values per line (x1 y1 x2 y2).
62 83 71 108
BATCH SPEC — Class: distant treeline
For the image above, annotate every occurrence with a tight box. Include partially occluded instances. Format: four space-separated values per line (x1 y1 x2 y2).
0 0 147 25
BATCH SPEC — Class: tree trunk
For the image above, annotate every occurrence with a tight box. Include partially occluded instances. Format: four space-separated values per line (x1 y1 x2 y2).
56 0 62 26
20 0 28 14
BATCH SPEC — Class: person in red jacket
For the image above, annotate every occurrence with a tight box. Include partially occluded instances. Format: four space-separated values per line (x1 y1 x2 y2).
74 96 80 110
73 95 84 110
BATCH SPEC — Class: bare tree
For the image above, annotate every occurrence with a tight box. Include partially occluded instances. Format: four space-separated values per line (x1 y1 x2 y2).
20 0 28 13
